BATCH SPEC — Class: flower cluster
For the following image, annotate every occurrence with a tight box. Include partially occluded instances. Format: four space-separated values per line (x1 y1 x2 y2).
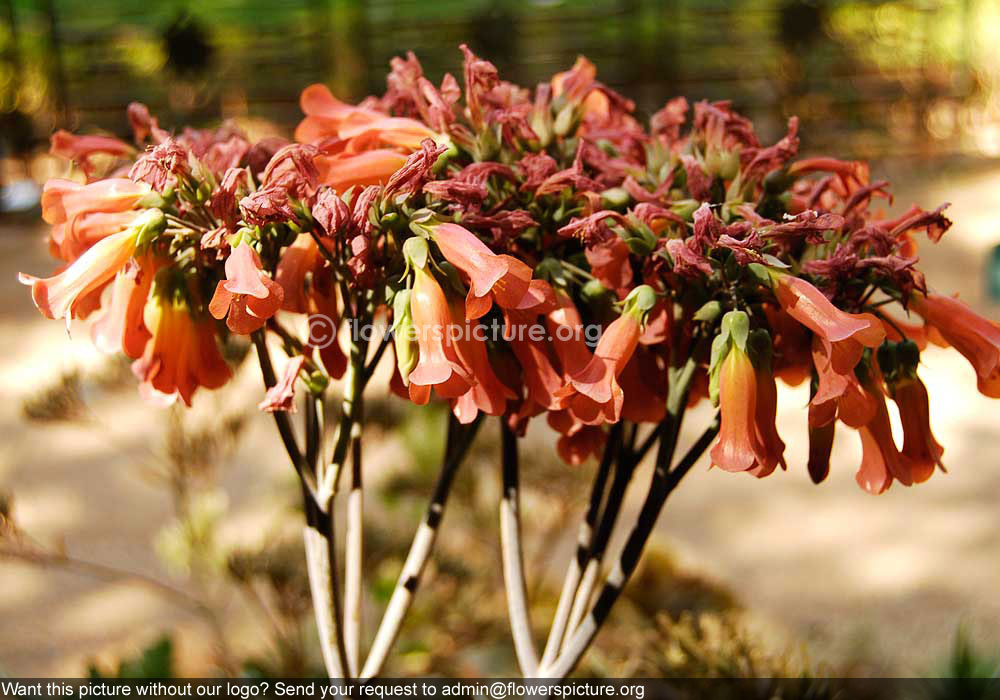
21 47 1000 493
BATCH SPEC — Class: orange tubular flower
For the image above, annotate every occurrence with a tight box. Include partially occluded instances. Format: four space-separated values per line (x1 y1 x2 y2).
545 291 594 376
308 273 347 380
209 243 284 334
809 335 877 429
275 233 322 313
912 292 1000 398
556 290 650 425
772 273 885 374
91 253 158 358
507 311 565 413
42 178 151 261
429 222 533 319
890 375 943 485
19 209 164 327
314 149 409 191
854 378 909 495
132 293 231 407
449 300 516 423
752 363 786 477
710 345 770 473
558 424 607 466
619 347 668 424
406 266 472 405
295 84 435 150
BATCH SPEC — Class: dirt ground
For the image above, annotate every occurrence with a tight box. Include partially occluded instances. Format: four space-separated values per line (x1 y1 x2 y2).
2 159 999 677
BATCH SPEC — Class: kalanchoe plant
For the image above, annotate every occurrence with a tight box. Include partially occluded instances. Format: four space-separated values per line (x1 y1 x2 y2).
19 46 1000 679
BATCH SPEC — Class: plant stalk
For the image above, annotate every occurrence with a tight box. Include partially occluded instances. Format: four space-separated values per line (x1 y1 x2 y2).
499 419 539 677
360 414 483 679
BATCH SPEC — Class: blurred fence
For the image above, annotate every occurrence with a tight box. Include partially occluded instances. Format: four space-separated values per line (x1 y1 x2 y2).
1 0 999 160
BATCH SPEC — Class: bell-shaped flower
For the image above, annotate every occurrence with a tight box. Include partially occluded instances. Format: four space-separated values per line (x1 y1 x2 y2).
710 343 770 473
709 314 785 475
912 292 1000 398
209 242 284 334
889 374 943 485
275 233 323 313
506 307 564 413
551 414 607 467
619 347 668 424
314 149 409 191
751 356 786 477
404 247 472 404
545 291 594 376
132 291 232 406
91 253 158 358
449 300 516 423
556 286 655 425
19 209 165 329
854 376 909 494
772 272 885 374
259 355 306 413
809 335 877 429
295 84 435 150
308 272 347 380
426 222 535 319
807 413 836 485
42 178 151 261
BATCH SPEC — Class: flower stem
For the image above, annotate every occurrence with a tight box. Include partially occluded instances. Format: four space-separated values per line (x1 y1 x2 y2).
540 422 622 668
499 419 539 677
538 415 720 679
360 414 483 678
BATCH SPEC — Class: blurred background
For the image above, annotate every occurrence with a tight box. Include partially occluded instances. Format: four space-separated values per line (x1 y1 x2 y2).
2 0 1000 682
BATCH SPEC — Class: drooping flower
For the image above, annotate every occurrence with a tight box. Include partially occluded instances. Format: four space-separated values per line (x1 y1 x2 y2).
19 209 165 328
308 272 347 380
772 273 885 374
912 292 1000 398
427 222 534 319
853 375 909 495
548 411 606 466
275 233 322 313
710 343 770 473
619 346 668 424
91 253 158 358
449 300 516 423
405 263 472 404
545 291 594 377
556 286 654 425
132 292 231 406
259 355 306 413
889 374 943 485
208 243 284 334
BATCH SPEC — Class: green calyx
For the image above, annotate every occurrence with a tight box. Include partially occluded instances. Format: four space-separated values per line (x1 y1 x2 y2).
133 208 168 249
402 237 430 272
708 309 753 406
622 284 658 320
392 289 418 385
